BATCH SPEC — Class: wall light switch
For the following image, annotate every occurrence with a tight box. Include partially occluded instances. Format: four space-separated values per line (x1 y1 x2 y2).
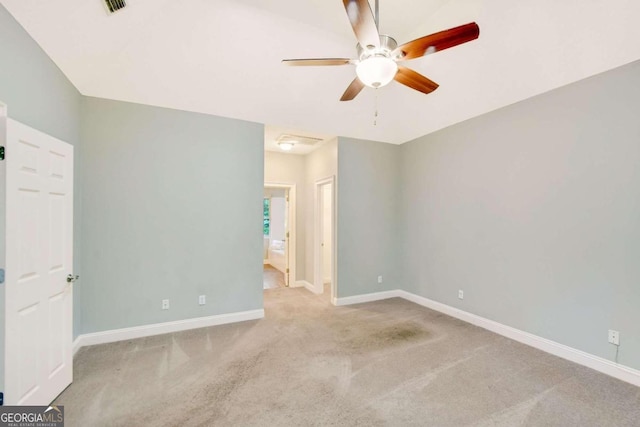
162 299 170 310
199 295 206 305
377 276 383 284
458 290 464 300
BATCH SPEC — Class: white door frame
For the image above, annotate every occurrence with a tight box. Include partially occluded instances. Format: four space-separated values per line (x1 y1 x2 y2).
314 176 337 301
264 182 296 286
0 101 7 393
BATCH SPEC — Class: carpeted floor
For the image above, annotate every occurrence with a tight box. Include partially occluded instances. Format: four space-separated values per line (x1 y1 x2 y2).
56 287 640 426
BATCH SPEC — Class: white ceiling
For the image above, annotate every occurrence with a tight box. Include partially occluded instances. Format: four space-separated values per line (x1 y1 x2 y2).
2 0 640 144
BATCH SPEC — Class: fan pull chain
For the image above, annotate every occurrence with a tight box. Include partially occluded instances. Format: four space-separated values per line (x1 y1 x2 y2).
374 89 379 126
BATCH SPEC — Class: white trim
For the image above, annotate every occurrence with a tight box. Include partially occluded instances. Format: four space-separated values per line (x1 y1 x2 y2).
73 309 264 351
72 336 82 356
334 290 402 306
335 289 640 387
314 176 336 299
0 102 6 385
396 290 640 387
296 280 321 294
263 260 269 265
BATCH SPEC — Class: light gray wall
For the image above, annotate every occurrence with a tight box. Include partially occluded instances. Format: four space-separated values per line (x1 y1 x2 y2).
400 59 640 370
0 5 80 145
0 4 83 390
337 137 400 297
304 139 338 284
79 97 264 334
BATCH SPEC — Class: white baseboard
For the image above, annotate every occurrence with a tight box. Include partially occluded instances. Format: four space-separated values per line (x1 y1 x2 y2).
263 260 269 265
334 290 402 306
296 280 321 294
72 336 83 356
336 289 640 388
73 309 264 353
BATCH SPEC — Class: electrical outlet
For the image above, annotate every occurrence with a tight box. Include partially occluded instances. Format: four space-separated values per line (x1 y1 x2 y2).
377 275 383 284
162 299 170 310
458 290 464 300
608 329 620 346
199 295 206 305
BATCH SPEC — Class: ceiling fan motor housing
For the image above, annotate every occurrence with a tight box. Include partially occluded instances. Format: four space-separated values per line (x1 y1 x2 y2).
356 35 398 61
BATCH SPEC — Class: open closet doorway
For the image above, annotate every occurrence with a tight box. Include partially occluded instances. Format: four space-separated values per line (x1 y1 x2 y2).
314 176 336 300
263 183 296 289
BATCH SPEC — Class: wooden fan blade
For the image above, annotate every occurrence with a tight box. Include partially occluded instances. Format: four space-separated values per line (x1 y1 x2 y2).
340 77 365 101
394 66 439 95
394 22 479 60
282 58 354 66
342 0 380 49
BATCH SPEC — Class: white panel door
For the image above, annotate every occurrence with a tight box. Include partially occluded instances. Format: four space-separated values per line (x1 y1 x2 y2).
5 119 74 405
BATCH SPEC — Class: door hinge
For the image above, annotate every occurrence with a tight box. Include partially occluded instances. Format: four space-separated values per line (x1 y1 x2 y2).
0 146 4 161
0 268 4 284
286 232 289 238
286 268 289 274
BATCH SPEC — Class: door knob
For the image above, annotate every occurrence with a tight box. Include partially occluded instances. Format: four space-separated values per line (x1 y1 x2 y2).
67 274 79 283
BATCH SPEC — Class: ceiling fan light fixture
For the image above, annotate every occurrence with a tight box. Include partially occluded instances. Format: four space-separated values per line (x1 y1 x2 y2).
281 0 479 101
356 56 398 88
278 142 294 151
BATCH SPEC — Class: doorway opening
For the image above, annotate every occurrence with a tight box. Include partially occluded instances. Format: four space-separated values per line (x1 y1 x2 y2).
314 176 336 302
263 183 296 289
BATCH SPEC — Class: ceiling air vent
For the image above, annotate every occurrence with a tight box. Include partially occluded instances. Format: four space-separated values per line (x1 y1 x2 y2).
104 0 127 14
277 134 324 147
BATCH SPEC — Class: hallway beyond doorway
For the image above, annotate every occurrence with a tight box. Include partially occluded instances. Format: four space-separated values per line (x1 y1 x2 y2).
263 265 285 289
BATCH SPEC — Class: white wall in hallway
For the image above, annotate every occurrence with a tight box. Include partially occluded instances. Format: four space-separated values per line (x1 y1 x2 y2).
265 151 306 280
270 197 286 242
265 143 338 284
304 140 338 284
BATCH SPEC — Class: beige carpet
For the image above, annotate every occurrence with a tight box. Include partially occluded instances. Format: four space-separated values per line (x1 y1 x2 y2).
56 287 640 426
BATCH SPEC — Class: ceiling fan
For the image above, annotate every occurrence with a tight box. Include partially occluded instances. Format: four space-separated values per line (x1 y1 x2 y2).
282 0 479 101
